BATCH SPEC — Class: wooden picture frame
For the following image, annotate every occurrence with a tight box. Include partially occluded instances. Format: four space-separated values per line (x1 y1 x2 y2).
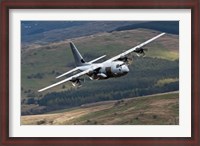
1 0 199 145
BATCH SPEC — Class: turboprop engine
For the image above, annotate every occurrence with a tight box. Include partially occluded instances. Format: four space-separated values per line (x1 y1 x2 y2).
89 73 107 80
133 47 148 56
96 73 107 79
70 78 82 87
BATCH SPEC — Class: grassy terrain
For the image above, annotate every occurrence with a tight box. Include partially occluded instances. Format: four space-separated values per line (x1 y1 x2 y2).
155 78 179 87
21 21 143 45
21 91 179 125
21 29 178 94
21 28 179 115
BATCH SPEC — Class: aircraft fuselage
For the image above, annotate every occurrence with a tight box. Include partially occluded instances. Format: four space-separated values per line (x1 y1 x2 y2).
78 61 129 80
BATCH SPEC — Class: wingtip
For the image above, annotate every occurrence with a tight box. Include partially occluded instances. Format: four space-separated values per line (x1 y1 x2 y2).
38 89 42 93
56 75 61 79
38 88 46 92
162 32 166 35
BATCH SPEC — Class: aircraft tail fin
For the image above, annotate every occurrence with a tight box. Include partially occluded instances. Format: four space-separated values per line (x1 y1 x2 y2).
70 42 86 66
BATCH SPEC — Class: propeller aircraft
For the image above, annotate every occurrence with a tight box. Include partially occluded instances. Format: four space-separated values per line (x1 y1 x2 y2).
38 33 165 92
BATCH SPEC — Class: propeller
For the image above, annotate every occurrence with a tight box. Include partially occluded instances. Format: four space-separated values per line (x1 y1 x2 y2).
118 55 134 65
134 48 148 57
71 78 82 87
126 54 134 65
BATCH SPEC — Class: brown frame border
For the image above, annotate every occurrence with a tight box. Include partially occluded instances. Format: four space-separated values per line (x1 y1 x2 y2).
0 0 199 145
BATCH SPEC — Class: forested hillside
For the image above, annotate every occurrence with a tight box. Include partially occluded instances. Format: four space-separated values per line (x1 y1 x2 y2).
21 21 179 115
21 21 143 45
112 21 179 35
21 92 179 125
38 57 178 111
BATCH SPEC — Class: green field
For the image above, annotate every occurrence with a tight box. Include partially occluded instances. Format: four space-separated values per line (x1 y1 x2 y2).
21 91 179 125
21 28 179 115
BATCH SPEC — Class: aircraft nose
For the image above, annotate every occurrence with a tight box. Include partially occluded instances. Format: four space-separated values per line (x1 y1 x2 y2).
123 66 129 73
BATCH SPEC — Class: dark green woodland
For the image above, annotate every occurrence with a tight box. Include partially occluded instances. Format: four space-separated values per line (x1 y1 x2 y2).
21 21 179 115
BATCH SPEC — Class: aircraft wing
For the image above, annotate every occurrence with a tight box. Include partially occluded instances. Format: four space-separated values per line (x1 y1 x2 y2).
38 65 101 92
56 67 79 79
56 55 106 79
105 33 165 63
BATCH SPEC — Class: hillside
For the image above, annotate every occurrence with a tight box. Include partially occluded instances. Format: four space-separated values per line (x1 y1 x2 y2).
21 21 144 45
21 22 179 115
21 91 179 125
112 21 179 35
21 21 178 46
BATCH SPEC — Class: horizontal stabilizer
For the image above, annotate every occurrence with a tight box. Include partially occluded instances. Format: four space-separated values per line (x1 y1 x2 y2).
89 55 106 63
56 67 79 79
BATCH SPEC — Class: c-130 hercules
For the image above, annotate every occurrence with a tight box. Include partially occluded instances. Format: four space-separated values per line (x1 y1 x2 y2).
38 33 165 92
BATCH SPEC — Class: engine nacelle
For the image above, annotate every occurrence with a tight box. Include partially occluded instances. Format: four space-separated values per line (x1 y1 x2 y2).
96 73 107 79
86 70 93 75
89 73 107 80
118 55 128 62
71 78 82 87
134 47 147 56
